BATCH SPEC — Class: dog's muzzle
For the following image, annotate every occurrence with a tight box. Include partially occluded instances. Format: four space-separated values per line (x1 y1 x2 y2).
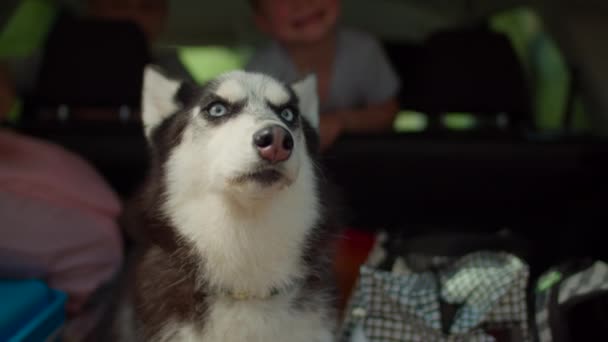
253 125 293 164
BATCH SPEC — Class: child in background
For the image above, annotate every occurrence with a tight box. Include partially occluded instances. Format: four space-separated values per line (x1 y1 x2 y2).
247 0 400 150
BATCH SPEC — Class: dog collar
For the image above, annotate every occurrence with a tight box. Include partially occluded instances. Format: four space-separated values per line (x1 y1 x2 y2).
219 284 294 301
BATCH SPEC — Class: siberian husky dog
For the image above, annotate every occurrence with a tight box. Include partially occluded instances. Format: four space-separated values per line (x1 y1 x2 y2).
113 67 340 341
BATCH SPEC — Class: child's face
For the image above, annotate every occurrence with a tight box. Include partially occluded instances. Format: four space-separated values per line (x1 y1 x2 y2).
255 0 340 44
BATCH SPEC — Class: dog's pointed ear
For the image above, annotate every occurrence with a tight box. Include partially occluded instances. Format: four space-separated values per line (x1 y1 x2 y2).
292 74 319 131
142 65 181 138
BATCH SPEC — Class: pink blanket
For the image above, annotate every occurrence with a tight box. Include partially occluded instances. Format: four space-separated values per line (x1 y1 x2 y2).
0 130 121 218
0 129 123 313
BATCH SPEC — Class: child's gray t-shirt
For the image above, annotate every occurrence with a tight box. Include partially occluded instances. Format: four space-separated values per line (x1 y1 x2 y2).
245 28 400 113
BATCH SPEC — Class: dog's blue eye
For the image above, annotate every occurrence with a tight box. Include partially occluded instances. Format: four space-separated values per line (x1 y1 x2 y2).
208 103 227 117
280 108 294 122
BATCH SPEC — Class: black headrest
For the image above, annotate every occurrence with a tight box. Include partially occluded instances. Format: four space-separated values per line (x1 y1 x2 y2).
34 13 151 108
391 26 531 119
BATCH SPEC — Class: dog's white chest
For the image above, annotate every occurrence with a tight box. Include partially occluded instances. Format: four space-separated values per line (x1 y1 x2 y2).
160 295 334 342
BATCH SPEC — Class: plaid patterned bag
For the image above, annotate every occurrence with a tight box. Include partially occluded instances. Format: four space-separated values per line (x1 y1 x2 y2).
341 234 530 342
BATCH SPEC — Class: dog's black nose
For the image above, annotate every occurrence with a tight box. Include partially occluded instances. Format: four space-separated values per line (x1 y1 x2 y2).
253 125 293 163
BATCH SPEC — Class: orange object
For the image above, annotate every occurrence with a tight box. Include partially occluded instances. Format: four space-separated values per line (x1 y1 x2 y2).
333 228 376 313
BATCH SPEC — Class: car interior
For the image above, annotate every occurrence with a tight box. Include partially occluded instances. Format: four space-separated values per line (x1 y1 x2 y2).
1 0 607 340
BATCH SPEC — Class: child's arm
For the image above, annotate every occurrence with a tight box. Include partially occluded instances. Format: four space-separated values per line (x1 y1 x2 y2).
319 97 399 150
319 114 344 150
332 97 400 133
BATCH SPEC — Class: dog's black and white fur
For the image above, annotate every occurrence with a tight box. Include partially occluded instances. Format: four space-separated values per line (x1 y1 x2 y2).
114 67 340 341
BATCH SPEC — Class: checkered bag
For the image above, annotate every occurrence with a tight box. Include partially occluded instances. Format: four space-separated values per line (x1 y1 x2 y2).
340 233 530 342
439 252 529 338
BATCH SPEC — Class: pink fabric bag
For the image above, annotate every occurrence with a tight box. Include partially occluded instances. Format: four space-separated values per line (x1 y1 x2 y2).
0 130 123 313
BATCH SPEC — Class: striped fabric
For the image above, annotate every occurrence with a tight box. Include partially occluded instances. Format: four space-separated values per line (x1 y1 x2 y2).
535 261 608 342
557 261 608 304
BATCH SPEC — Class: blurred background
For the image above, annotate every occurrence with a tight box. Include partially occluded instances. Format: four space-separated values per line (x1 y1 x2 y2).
2 0 608 133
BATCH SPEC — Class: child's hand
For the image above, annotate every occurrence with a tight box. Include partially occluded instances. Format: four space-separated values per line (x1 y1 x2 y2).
335 98 400 133
319 114 344 151
317 98 399 151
